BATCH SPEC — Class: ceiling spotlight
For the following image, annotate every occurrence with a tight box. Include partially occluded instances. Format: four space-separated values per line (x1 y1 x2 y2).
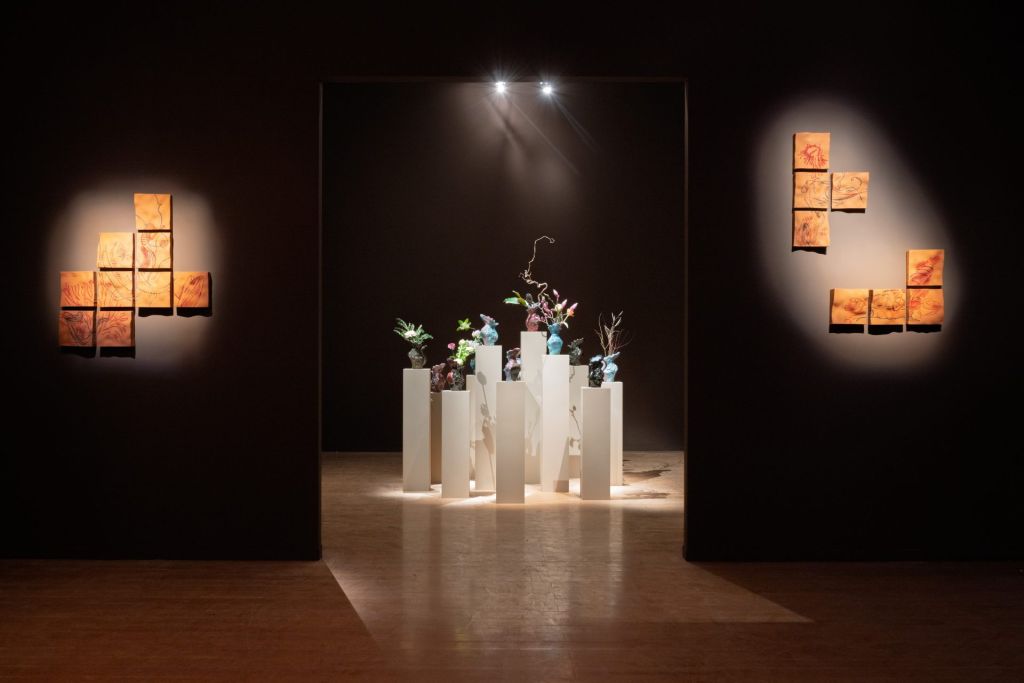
541 82 554 96
495 81 507 95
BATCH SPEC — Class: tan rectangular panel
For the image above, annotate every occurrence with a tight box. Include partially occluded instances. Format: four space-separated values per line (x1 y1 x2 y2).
794 172 831 209
97 271 134 308
794 132 830 170
58 310 95 346
97 232 134 269
60 271 95 307
831 172 869 210
96 310 134 347
907 249 944 287
134 193 172 231
830 288 869 325
793 210 829 247
907 288 944 325
137 271 172 308
137 232 172 270
869 289 906 326
174 271 210 308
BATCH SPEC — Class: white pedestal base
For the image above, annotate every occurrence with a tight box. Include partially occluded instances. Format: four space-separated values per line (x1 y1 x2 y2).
569 364 587 456
520 331 546 485
472 345 501 492
602 381 623 486
542 355 570 492
430 391 442 485
581 387 611 500
402 369 431 492
441 390 470 498
496 381 526 504
568 363 587 479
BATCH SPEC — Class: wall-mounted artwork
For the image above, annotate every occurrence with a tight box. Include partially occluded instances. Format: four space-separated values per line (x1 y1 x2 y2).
830 288 869 325
60 271 95 307
96 310 134 347
794 132 830 170
58 192 213 353
97 232 134 269
134 193 172 231
59 310 95 347
794 172 831 209
831 172 870 210
174 271 210 308
136 271 172 308
137 232 172 270
907 249 944 287
869 289 906 326
793 210 830 248
907 288 944 325
97 271 134 308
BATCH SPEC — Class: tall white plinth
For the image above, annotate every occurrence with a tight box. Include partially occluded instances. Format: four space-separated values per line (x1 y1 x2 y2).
429 391 442 484
542 355 570 492
568 363 588 478
472 345 501 491
521 331 546 484
496 380 526 504
467 374 480 480
441 390 470 498
580 387 611 500
403 369 431 492
602 381 623 486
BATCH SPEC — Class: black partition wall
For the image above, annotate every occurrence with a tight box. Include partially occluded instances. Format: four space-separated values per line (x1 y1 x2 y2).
321 82 686 453
5 8 1017 561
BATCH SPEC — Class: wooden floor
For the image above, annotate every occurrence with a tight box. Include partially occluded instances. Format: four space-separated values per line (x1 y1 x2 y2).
3 452 1023 681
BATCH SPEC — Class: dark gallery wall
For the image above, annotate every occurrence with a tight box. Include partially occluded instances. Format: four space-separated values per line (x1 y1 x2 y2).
322 82 685 452
4 8 1017 560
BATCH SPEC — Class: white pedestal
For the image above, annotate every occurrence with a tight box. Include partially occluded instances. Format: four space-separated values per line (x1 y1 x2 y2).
602 381 623 486
403 369 431 492
467 374 480 480
521 331 546 485
542 355 570 492
472 345 501 492
441 390 470 498
581 387 611 500
429 391 442 485
568 363 587 478
496 380 526 504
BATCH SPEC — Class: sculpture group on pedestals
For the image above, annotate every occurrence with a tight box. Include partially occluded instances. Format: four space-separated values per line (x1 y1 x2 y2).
396 235 636 503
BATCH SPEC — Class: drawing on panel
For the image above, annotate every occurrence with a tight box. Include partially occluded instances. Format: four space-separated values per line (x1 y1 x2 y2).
907 288 944 325
794 132 830 170
869 289 906 326
793 210 829 248
794 172 831 209
97 232 134 269
830 288 869 325
907 249 944 287
60 271 95 307
97 271 134 308
96 310 134 347
59 310 95 346
134 193 172 231
137 232 172 269
174 271 210 308
137 271 172 308
831 172 869 210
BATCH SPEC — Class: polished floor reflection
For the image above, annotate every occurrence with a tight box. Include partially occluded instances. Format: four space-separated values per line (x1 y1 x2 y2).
2 455 1021 680
323 453 1024 680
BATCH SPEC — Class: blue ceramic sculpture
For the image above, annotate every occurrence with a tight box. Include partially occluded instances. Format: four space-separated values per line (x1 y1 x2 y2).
480 314 499 346
546 323 563 355
602 352 621 383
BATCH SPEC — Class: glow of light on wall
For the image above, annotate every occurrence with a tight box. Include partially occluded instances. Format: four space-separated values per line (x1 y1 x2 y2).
755 96 960 371
46 180 223 371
